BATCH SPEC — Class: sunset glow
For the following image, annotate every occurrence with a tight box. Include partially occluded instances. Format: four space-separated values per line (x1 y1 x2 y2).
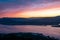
0 0 60 18
15 8 60 18
0 0 60 39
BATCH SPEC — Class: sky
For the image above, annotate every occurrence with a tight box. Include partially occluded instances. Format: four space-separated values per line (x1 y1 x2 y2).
0 0 60 18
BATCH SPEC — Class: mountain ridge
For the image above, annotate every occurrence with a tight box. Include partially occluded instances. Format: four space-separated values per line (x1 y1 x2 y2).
0 16 60 25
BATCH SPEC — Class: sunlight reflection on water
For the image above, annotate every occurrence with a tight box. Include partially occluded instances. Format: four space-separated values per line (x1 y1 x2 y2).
0 24 60 39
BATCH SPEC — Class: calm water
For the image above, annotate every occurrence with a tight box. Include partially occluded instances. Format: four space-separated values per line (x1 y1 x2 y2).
0 24 60 39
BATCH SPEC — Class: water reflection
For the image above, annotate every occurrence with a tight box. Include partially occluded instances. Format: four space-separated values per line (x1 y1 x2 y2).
0 24 60 39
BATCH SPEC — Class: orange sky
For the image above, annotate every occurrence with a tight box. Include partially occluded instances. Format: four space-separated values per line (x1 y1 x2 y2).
0 1 60 18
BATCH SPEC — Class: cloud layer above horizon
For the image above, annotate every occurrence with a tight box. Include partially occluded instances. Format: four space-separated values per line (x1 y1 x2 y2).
0 0 60 18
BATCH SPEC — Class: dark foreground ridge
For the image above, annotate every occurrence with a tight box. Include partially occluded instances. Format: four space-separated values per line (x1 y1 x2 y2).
0 32 58 40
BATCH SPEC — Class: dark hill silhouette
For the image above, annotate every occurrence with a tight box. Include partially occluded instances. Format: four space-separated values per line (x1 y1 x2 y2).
0 16 60 26
0 32 58 40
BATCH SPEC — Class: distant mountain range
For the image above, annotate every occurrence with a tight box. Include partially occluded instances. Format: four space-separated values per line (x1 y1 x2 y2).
0 16 60 25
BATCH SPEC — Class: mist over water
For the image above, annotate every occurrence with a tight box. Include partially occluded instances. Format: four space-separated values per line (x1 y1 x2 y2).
0 24 60 39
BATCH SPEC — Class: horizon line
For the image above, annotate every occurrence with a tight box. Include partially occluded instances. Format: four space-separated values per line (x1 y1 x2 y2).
0 16 60 18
